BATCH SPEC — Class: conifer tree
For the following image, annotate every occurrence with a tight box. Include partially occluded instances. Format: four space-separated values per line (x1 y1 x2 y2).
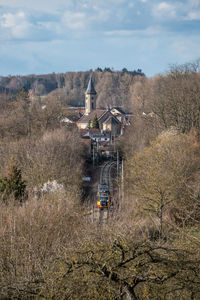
87 120 91 129
92 115 99 129
0 158 26 203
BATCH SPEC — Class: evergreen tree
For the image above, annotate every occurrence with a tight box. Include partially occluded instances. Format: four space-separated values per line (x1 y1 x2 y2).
16 86 30 107
87 120 91 129
92 115 99 129
16 86 31 135
0 159 26 203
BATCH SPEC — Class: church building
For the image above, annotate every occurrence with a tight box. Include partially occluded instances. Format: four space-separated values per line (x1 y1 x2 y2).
77 77 123 136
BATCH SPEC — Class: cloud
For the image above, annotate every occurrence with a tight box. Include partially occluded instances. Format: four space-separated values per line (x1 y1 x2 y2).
60 8 111 37
0 11 32 39
62 11 87 30
104 26 161 37
185 10 200 20
0 10 61 41
151 0 200 22
152 2 177 19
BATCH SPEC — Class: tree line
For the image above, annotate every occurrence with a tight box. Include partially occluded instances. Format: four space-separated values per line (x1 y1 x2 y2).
0 69 145 110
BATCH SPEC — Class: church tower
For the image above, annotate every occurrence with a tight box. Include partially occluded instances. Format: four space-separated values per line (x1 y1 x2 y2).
85 77 97 115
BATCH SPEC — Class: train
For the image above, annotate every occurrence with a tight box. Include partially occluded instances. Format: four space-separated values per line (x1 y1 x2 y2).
97 183 111 208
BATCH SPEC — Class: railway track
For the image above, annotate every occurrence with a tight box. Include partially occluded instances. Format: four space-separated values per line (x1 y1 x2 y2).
100 161 116 185
90 161 116 224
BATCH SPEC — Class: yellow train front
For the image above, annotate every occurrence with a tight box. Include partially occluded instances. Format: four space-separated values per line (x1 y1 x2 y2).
97 184 111 208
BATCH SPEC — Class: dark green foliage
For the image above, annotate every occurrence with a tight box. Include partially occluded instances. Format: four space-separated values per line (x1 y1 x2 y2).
104 67 113 72
92 114 99 129
122 67 128 73
16 86 30 115
16 86 29 102
95 67 103 72
0 159 26 203
87 119 91 129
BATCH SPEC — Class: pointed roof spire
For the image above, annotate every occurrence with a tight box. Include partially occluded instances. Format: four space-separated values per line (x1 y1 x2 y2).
86 77 97 95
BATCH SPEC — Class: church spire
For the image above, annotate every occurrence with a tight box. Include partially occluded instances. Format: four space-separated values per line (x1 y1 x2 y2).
86 77 96 95
85 76 97 115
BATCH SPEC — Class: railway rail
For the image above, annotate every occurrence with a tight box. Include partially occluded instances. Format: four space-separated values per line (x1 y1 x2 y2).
92 160 117 224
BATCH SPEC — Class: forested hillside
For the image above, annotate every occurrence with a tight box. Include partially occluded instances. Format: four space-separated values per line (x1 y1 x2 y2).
0 68 145 110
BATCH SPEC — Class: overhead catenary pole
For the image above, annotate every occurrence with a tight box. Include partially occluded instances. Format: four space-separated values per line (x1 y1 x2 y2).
93 144 95 168
110 131 112 158
117 149 119 178
121 159 124 210
97 139 99 164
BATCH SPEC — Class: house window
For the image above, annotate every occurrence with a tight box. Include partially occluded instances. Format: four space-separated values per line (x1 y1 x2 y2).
92 102 94 109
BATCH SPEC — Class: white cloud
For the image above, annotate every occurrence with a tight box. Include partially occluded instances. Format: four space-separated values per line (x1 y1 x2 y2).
61 6 111 34
0 11 60 41
185 10 200 20
0 11 32 39
104 26 161 37
62 11 87 30
152 2 176 19
152 0 200 21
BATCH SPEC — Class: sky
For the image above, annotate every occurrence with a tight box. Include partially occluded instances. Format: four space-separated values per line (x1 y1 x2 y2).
0 0 200 77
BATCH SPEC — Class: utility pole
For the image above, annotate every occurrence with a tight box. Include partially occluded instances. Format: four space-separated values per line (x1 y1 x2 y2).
97 140 99 164
117 150 119 178
110 131 112 158
121 159 124 210
93 144 95 168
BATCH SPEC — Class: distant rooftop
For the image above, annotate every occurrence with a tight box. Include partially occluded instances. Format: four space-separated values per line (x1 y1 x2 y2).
104 115 121 125
111 106 125 114
77 109 107 123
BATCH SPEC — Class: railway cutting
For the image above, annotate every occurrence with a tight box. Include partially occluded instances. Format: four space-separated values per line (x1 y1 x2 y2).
90 160 117 224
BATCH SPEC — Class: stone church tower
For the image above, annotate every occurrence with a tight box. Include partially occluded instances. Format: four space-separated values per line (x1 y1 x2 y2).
85 77 97 115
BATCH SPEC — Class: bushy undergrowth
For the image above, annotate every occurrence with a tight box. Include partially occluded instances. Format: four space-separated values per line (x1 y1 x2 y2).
0 195 200 299
0 194 87 299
